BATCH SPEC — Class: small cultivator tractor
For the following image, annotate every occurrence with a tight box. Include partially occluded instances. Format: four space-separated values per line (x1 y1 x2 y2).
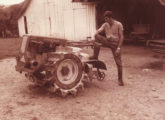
15 35 106 96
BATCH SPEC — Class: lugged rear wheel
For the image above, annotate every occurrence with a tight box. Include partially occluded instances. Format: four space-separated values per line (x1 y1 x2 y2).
52 54 84 96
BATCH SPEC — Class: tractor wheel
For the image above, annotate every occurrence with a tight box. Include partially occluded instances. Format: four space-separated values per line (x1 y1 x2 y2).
52 54 84 96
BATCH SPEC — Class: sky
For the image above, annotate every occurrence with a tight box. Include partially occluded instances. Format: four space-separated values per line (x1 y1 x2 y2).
0 0 24 5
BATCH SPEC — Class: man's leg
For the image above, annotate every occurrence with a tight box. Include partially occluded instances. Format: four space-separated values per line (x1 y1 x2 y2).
90 34 108 59
111 47 124 86
90 35 124 86
90 42 101 59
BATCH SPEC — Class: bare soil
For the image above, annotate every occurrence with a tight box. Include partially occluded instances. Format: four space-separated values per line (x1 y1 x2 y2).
0 38 165 120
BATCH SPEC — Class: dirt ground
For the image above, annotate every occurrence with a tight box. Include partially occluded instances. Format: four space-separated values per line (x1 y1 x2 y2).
0 38 165 120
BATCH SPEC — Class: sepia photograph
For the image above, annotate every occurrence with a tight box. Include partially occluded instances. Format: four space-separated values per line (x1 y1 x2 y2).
0 0 165 119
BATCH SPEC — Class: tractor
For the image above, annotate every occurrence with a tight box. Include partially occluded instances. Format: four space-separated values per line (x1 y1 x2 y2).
15 35 106 96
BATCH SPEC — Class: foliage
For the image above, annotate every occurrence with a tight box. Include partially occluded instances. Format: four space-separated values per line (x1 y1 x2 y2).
0 3 23 37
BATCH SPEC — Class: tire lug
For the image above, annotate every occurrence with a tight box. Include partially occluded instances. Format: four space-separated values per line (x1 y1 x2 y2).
79 82 84 90
50 84 59 92
61 91 68 97
70 89 78 96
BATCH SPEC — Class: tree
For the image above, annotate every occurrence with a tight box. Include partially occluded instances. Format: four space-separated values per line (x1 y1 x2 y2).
0 2 23 37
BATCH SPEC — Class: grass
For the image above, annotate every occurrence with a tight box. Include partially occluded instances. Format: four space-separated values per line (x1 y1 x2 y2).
0 38 21 59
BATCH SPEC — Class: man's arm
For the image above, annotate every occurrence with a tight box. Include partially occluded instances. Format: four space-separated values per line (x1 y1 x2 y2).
117 28 124 49
117 23 124 49
115 23 124 56
95 23 105 35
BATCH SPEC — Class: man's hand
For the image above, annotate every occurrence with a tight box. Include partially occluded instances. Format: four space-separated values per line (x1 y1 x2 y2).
107 35 113 41
107 37 112 41
115 47 121 56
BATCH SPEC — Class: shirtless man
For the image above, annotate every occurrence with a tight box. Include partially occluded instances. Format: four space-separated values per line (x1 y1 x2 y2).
90 11 124 86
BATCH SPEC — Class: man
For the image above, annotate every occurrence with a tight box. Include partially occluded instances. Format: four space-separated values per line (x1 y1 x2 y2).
90 10 124 86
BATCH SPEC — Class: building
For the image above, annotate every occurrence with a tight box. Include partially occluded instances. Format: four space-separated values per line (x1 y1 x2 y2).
17 0 165 41
17 0 98 41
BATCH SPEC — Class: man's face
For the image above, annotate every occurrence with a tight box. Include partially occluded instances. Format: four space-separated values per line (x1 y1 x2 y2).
104 17 112 23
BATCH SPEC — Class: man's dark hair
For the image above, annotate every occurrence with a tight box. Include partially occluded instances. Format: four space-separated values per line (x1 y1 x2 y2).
103 11 113 18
